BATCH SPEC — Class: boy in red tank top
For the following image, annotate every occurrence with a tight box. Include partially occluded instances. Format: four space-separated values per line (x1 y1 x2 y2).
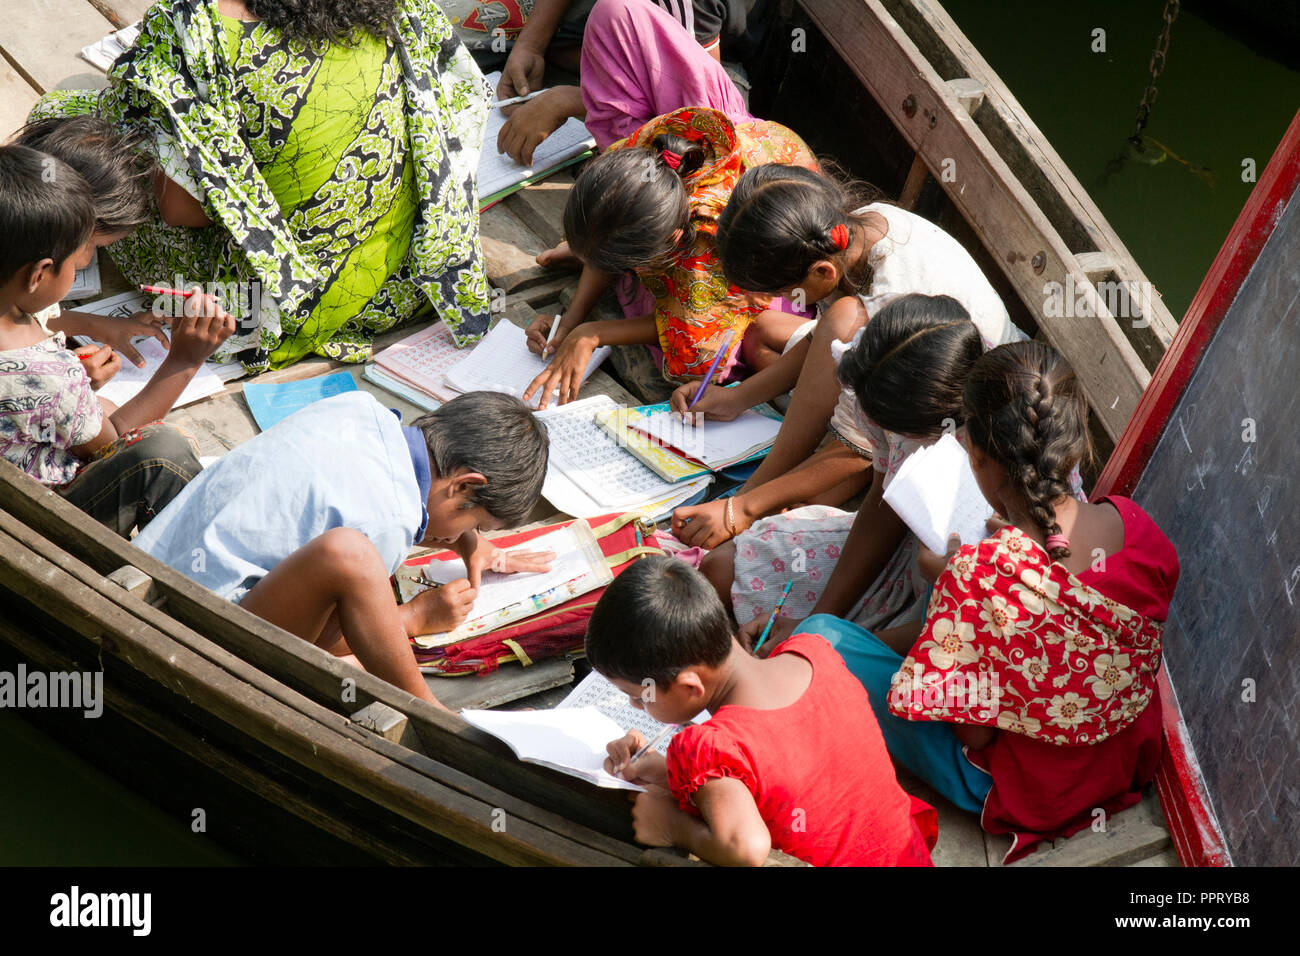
587 555 936 866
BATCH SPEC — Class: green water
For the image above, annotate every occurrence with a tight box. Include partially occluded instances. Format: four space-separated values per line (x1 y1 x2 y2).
943 0 1300 318
0 710 239 865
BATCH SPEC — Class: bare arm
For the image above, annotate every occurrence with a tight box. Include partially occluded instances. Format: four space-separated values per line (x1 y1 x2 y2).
740 297 867 493
807 470 908 618
153 170 212 228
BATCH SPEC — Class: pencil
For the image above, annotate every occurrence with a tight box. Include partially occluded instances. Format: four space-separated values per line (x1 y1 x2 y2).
615 722 677 778
685 329 736 412
140 285 196 299
752 580 795 654
492 89 547 109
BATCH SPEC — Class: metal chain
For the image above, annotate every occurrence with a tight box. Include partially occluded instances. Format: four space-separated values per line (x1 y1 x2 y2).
1131 0 1181 142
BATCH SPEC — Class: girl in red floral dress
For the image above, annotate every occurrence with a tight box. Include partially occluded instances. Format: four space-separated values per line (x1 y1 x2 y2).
805 341 1179 862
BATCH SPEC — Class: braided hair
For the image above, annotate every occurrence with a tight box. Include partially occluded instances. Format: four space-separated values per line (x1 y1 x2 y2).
715 163 885 294
563 133 706 276
836 294 983 439
962 342 1090 560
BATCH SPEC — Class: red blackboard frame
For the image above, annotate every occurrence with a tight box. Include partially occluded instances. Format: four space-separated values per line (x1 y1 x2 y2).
1091 108 1300 867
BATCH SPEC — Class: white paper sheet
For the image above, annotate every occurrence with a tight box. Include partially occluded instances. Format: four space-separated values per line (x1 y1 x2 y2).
444 321 610 406
460 707 645 790
477 72 596 200
557 670 708 756
632 409 782 468
881 432 994 554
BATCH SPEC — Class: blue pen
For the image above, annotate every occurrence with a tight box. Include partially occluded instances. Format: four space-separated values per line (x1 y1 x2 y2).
752 580 795 654
685 329 737 413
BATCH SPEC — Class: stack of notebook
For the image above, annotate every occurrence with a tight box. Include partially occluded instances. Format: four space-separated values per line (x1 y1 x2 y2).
595 402 783 481
365 319 611 412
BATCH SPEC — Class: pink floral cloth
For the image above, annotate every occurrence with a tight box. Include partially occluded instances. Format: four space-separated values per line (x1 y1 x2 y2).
0 331 103 486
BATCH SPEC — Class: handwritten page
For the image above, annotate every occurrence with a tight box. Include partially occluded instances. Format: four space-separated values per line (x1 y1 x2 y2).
404 522 613 647
632 409 782 469
535 396 686 508
881 432 994 554
557 670 708 756
460 707 645 791
540 457 712 520
242 371 358 432
372 321 466 403
444 320 610 406
477 72 596 201
80 21 141 72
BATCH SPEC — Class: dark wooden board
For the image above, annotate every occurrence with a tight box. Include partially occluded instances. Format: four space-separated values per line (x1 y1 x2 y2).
1128 188 1300 867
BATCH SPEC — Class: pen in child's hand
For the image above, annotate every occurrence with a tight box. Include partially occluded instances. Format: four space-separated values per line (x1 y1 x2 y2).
492 89 548 110
544 313 561 356
615 723 677 778
752 579 795 654
685 328 736 415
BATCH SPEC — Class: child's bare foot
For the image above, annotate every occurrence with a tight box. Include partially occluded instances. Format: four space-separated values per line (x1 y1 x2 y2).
400 580 478 636
536 241 582 270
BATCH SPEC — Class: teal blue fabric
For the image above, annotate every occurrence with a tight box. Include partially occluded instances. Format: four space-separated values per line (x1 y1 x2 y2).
806 613 992 813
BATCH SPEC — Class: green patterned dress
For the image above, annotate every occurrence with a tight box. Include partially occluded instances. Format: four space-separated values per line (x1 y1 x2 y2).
35 0 493 372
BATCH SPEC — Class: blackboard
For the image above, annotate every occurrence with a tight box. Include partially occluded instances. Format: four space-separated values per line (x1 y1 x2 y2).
1131 189 1299 866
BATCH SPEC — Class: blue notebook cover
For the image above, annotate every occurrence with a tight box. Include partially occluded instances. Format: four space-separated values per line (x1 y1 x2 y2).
242 371 359 432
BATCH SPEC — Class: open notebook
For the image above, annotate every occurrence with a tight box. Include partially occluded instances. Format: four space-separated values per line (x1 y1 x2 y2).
478 72 596 205
398 521 613 649
71 291 245 410
461 670 708 791
881 432 994 554
370 321 467 404
535 395 704 511
444 320 610 407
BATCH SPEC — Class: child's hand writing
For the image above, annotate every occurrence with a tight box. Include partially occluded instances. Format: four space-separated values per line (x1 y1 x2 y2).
524 313 564 356
522 331 595 409
74 310 170 367
668 381 744 421
75 344 122 390
400 579 479 636
605 731 669 786
739 612 798 657
164 293 235 368
917 533 963 584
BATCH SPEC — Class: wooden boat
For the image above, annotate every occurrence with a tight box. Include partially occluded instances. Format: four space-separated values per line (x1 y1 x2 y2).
0 0 1192 865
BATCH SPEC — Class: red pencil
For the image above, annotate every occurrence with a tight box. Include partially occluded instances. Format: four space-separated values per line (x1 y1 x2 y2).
140 284 196 298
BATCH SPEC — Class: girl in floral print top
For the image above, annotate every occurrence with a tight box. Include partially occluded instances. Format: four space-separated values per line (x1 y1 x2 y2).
882 341 1178 862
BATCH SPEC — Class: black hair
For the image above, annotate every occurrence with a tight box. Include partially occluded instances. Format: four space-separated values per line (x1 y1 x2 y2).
0 145 95 283
244 0 397 42
412 391 550 526
563 133 706 275
836 293 983 438
586 555 733 690
962 342 1090 561
716 162 886 294
13 116 156 237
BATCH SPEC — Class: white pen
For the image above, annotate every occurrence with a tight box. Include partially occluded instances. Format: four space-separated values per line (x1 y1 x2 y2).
492 89 548 110
545 313 562 355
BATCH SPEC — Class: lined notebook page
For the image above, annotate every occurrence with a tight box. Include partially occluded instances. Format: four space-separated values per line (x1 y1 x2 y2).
536 396 685 508
881 433 994 553
372 321 466 402
478 72 596 200
632 409 782 468
444 321 610 406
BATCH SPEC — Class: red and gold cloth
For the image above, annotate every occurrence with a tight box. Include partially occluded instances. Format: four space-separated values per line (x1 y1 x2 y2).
609 107 816 379
889 524 1164 746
